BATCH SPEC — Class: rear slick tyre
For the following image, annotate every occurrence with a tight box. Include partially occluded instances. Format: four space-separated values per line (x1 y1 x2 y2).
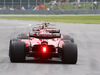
9 39 18 57
17 34 28 39
62 37 74 43
62 43 78 64
9 41 26 62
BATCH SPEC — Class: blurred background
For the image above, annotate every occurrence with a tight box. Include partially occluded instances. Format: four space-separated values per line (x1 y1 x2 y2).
0 0 99 14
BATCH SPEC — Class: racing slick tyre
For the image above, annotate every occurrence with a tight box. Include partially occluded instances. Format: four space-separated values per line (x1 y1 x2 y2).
9 39 18 57
62 43 78 64
9 41 26 62
63 35 70 37
17 34 28 39
61 37 74 43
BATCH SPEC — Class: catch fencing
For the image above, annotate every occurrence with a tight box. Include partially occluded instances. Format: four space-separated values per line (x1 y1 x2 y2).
0 0 100 14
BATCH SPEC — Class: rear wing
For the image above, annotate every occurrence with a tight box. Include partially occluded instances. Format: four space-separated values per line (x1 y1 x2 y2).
32 28 60 33
45 29 60 33
29 33 61 39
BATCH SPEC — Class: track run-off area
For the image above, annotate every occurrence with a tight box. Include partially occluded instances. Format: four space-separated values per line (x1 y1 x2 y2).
0 19 100 75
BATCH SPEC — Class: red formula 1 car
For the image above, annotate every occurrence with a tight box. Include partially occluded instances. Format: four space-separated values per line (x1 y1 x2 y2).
33 23 56 31
9 23 77 64
9 33 77 64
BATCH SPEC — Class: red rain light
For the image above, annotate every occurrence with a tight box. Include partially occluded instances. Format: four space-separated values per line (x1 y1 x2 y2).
42 47 47 53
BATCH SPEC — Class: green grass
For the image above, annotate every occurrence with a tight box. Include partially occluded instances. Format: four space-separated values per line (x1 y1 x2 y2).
0 16 100 24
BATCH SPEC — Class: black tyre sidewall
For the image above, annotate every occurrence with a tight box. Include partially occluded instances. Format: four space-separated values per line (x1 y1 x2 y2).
9 39 18 57
10 41 26 62
62 37 74 43
17 34 28 39
62 43 78 64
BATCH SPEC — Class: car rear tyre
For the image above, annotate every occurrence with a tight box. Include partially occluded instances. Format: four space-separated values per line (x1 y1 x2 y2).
9 41 26 62
9 39 18 57
62 43 78 64
63 35 70 37
17 34 28 39
62 37 74 43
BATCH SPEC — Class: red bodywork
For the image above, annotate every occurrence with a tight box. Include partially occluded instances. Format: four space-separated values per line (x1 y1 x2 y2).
21 29 64 47
18 29 66 58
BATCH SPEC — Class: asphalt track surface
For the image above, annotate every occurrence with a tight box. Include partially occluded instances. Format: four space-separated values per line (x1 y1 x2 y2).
0 19 100 75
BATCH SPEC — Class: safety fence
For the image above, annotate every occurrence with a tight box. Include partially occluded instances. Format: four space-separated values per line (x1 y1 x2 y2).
0 0 100 14
0 0 100 11
0 10 100 14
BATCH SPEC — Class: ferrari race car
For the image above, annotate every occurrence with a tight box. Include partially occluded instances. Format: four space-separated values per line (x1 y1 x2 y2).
33 23 56 31
9 23 78 64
